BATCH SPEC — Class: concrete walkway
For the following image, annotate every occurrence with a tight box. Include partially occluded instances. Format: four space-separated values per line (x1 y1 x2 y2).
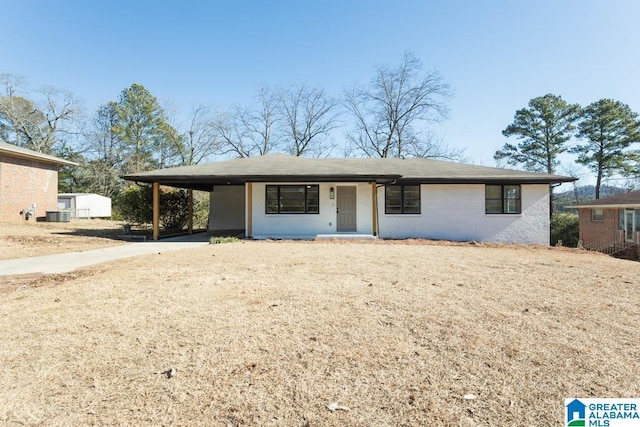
0 233 211 276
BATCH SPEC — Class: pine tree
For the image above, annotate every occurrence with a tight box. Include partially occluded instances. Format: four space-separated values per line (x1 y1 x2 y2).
571 99 640 199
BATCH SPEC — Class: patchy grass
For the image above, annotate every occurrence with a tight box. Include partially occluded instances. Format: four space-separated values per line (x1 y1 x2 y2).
210 236 241 244
0 241 638 426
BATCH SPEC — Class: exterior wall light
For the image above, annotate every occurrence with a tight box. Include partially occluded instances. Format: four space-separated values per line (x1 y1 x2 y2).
329 187 335 199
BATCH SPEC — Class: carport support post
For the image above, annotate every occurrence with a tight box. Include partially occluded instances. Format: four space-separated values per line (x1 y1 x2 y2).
247 182 253 238
153 182 160 241
371 183 379 236
188 188 193 234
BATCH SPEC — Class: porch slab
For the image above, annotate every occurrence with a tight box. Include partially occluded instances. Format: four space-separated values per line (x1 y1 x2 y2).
314 234 377 240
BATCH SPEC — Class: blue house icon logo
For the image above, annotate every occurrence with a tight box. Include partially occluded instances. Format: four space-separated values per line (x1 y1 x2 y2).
566 399 586 426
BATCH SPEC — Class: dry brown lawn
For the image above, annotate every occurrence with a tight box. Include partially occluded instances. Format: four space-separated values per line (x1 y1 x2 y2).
0 219 126 260
0 235 638 426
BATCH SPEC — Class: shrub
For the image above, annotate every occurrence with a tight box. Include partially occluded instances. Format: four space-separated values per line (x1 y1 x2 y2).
550 213 579 247
114 185 209 231
114 185 153 224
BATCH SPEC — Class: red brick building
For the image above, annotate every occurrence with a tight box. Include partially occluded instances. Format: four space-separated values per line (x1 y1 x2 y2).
569 191 640 252
0 142 77 222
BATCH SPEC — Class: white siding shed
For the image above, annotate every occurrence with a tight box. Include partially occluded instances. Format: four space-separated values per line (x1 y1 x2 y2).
57 193 112 218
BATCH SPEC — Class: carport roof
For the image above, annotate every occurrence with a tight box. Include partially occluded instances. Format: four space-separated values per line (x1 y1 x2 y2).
122 154 575 190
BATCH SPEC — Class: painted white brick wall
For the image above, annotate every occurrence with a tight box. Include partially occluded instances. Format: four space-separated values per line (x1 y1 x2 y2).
209 182 550 244
377 184 550 244
251 182 373 239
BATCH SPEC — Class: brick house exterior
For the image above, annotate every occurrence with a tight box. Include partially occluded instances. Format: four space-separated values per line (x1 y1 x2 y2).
576 207 622 247
0 142 77 222
569 191 640 250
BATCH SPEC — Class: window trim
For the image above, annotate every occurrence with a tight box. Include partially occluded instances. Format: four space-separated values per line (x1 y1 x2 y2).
485 184 522 215
265 184 319 214
591 208 604 222
384 184 421 215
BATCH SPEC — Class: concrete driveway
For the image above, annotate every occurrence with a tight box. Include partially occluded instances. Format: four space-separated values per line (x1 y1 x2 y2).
0 233 211 276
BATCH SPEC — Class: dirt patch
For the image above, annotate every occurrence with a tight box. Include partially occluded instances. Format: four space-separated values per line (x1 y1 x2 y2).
0 241 637 426
0 219 126 260
0 270 95 294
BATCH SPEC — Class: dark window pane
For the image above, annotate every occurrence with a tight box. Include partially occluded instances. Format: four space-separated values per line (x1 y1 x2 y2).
385 186 402 214
403 185 420 213
619 209 625 230
306 186 319 213
486 184 521 214
504 185 520 200
385 185 420 214
485 200 502 214
504 199 520 214
485 185 502 200
404 200 420 214
280 186 306 199
266 186 279 213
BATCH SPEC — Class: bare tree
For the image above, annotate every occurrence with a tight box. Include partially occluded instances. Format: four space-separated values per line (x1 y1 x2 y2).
280 84 340 157
164 105 220 166
215 86 281 158
403 130 465 160
36 86 82 154
180 105 220 165
214 111 253 158
344 52 453 159
0 74 44 147
0 74 81 154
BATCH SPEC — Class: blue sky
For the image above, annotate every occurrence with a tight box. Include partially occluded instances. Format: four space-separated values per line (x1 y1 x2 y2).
2 1 639 182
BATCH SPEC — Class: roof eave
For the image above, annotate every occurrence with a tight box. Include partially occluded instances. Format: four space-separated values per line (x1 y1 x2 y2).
567 204 640 209
122 174 404 184
122 174 571 187
0 148 78 166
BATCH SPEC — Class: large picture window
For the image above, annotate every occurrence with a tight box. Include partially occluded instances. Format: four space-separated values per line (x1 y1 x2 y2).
385 185 421 214
485 185 521 214
266 185 319 214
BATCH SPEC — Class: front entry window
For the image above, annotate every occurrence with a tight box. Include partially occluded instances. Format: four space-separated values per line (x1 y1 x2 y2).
266 185 319 214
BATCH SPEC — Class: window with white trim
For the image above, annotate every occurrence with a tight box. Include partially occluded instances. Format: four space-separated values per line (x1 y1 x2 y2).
591 208 604 222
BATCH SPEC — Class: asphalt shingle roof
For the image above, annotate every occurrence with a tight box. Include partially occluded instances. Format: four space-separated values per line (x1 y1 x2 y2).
0 141 78 166
123 154 575 190
567 190 640 208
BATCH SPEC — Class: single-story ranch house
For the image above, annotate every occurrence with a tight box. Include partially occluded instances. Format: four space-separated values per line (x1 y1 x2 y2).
0 141 77 221
568 190 640 252
123 154 574 243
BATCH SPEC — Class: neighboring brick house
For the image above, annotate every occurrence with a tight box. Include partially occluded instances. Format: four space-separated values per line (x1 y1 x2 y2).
568 190 640 251
0 142 77 222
